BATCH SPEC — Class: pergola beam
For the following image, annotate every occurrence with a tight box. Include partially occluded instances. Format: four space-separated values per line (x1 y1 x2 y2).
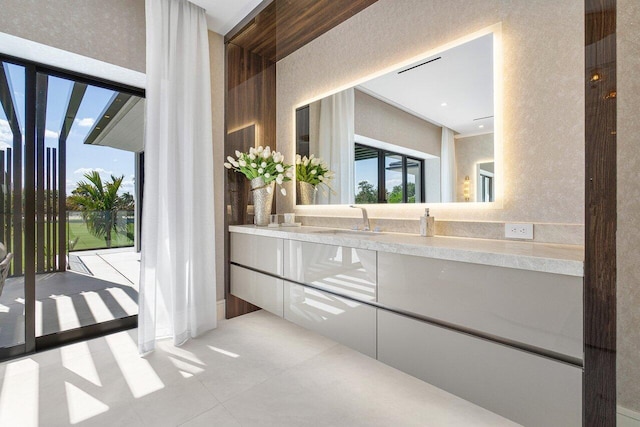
57 82 87 271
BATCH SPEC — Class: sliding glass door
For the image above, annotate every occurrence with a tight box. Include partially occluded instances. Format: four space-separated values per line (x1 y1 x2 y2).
0 60 27 358
0 54 144 361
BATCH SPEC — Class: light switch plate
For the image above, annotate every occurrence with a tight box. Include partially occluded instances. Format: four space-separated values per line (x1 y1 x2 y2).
505 223 534 240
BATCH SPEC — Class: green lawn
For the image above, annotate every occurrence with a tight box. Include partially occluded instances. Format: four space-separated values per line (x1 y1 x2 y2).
67 219 134 251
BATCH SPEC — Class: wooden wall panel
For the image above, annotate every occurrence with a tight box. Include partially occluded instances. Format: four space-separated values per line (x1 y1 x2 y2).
584 0 617 424
226 43 276 148
227 0 379 62
224 43 275 319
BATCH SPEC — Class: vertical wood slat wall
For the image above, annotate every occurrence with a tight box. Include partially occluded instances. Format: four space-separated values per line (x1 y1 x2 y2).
0 73 63 277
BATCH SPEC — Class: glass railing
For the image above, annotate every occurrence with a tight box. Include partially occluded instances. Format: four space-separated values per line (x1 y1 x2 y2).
67 210 135 251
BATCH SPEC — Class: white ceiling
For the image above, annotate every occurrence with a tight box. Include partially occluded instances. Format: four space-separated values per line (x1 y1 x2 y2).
189 0 263 35
359 34 494 138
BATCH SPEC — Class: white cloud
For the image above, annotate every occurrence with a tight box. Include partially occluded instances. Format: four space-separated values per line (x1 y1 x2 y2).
75 118 95 127
120 179 135 194
0 119 12 150
74 167 112 176
45 129 59 139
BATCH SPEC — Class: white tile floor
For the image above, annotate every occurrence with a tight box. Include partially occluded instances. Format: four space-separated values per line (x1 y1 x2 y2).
0 310 520 426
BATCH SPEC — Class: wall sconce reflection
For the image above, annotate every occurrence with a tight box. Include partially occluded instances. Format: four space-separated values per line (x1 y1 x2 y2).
464 176 470 202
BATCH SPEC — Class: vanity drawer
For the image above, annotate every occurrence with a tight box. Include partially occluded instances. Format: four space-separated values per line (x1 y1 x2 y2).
377 310 581 427
230 265 283 317
284 281 376 358
377 252 582 360
283 240 377 301
230 233 283 276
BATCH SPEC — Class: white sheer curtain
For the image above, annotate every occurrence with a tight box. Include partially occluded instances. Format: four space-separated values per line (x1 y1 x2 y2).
139 0 216 354
317 88 355 204
440 126 456 203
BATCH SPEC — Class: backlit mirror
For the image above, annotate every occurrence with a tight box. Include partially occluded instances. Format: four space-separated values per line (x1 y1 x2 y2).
295 31 498 205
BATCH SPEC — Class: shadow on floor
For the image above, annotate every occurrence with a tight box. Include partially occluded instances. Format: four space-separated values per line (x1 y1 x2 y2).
0 272 139 348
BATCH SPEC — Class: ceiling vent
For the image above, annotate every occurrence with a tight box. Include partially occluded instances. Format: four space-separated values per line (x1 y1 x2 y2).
397 57 441 74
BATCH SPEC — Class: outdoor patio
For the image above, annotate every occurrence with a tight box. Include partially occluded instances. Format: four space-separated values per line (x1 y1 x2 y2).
0 248 139 348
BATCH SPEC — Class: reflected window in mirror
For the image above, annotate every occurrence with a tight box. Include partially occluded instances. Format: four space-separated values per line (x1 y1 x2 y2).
354 143 425 204
296 105 310 158
354 144 379 203
477 161 494 202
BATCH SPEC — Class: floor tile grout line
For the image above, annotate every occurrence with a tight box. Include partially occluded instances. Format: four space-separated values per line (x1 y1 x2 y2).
175 394 223 426
210 340 342 407
219 401 246 427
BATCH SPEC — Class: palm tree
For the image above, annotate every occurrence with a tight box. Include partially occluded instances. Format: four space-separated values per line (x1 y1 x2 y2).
69 172 127 248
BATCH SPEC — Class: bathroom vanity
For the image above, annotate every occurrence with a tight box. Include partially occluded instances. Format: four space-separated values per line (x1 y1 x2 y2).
229 225 584 427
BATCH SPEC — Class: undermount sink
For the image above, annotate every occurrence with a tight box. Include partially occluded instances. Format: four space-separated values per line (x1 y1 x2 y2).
311 229 385 237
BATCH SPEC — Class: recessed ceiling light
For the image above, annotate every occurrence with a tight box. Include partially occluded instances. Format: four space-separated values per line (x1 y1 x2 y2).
478 125 484 128
104 115 111 119
441 102 447 107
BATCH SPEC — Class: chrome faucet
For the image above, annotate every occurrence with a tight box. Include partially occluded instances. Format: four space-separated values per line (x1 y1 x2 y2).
349 205 370 231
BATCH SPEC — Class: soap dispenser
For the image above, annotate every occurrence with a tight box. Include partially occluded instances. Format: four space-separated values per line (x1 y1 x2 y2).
420 208 435 237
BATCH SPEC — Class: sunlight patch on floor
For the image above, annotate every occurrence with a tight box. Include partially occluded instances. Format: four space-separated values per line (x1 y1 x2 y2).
105 332 164 398
0 358 39 426
81 291 116 323
35 300 42 336
208 345 240 358
53 295 81 331
61 341 102 387
64 382 109 424
167 356 205 376
159 341 206 366
105 287 138 315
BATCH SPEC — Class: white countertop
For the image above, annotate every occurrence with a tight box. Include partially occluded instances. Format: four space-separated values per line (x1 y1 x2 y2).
229 225 584 277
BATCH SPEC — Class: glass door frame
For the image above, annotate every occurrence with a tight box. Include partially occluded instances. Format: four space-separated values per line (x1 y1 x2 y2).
0 52 144 362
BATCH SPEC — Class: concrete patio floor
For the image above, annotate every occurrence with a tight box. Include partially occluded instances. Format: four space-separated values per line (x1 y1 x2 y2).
0 248 140 348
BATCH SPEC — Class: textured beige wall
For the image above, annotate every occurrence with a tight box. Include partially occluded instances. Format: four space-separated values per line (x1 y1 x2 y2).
354 89 441 156
0 0 145 72
617 0 640 413
455 134 494 202
208 31 225 302
277 0 584 225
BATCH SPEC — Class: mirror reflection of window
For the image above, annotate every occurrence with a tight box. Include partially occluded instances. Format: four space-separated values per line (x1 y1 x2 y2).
406 158 422 203
354 143 426 204
385 154 403 203
296 105 310 158
354 144 379 204
477 161 495 202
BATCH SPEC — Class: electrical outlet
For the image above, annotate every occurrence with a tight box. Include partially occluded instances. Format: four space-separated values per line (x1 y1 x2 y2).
505 223 534 240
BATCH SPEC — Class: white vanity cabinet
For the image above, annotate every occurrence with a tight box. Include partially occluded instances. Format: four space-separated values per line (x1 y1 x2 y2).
283 281 377 357
377 252 583 361
230 233 283 276
230 265 284 317
283 240 377 301
377 310 582 427
230 233 285 317
228 227 584 426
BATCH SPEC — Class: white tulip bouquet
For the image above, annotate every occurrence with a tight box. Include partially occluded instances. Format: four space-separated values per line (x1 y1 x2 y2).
295 154 335 196
224 146 293 195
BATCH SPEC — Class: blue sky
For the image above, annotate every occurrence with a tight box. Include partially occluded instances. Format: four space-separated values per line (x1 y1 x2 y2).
0 62 135 196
